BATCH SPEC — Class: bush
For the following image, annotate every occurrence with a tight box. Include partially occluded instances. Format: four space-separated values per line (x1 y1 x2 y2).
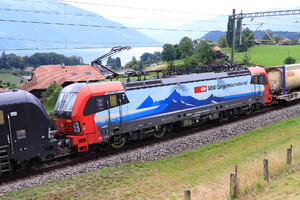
242 53 252 65
284 56 296 64
42 81 62 108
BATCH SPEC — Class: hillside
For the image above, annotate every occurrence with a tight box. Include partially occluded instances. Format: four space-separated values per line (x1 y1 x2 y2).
202 30 299 42
0 0 160 50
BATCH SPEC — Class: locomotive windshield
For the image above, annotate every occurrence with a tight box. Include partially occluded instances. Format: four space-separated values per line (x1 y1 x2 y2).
53 83 86 118
54 92 78 115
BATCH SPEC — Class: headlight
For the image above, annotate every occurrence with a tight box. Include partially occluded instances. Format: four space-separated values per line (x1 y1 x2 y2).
73 122 81 133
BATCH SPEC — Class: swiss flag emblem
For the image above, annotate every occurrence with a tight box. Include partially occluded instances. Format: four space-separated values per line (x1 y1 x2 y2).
194 86 207 93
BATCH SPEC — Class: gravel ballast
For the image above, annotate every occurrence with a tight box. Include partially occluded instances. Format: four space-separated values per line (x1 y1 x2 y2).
1 103 300 195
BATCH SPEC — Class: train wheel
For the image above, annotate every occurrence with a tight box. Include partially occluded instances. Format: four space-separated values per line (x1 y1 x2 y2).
111 136 126 149
154 126 167 138
219 111 229 122
244 105 253 115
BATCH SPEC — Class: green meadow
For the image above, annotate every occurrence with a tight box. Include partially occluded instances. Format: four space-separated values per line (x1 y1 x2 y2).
224 45 300 66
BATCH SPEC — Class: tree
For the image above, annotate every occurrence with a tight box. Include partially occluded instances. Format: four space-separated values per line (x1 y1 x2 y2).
140 53 153 62
161 44 175 62
173 44 181 60
140 52 161 63
153 51 161 61
6 54 23 69
106 56 122 69
42 81 63 107
262 32 274 45
0 51 7 69
116 57 121 68
226 16 234 48
125 58 138 69
242 53 251 65
193 40 216 65
236 28 254 52
178 36 193 58
218 36 228 48
106 56 113 66
226 16 242 48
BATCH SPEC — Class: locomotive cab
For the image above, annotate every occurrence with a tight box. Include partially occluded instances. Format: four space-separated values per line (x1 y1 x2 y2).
53 82 127 152
0 90 58 170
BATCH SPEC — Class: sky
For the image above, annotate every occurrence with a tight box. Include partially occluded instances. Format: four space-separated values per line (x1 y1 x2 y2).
61 0 300 27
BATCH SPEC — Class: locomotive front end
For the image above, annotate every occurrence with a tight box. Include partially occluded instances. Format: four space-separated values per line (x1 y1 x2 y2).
53 82 126 152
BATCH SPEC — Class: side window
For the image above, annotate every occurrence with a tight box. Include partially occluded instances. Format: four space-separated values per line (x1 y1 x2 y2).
258 75 267 85
251 75 267 85
110 95 117 107
84 93 130 116
0 110 4 125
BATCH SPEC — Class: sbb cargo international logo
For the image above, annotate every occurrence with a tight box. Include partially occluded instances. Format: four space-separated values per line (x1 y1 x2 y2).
194 86 207 93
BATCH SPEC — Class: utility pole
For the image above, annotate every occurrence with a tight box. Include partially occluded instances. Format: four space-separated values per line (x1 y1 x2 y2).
230 9 300 65
231 9 236 65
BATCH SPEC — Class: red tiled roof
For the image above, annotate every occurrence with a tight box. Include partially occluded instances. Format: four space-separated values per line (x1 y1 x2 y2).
0 88 4 93
24 67 35 72
19 65 105 92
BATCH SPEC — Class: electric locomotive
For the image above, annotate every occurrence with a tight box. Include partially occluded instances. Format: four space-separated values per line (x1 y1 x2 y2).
0 90 58 174
53 66 272 152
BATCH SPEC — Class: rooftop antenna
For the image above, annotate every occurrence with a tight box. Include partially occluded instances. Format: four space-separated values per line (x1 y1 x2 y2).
91 46 131 77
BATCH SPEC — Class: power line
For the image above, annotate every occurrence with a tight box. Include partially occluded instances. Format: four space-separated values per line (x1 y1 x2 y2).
10 0 61 5
0 46 162 51
61 0 226 16
9 0 227 17
0 36 163 45
0 7 227 23
0 19 212 32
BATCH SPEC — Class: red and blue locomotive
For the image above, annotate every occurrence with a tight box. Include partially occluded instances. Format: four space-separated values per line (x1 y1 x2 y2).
53 66 273 152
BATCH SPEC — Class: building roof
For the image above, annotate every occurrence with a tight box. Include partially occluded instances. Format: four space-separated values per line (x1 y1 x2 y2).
19 65 105 92
24 67 35 72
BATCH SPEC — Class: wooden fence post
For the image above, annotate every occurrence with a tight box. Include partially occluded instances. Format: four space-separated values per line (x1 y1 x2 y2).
183 189 191 200
230 172 238 198
263 159 269 182
287 145 293 165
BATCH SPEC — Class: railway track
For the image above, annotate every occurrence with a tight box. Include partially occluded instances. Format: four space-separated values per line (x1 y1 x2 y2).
0 101 298 195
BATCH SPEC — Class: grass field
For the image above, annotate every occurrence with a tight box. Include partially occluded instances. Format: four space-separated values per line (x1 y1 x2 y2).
224 45 300 66
0 73 21 85
3 116 300 200
150 45 300 70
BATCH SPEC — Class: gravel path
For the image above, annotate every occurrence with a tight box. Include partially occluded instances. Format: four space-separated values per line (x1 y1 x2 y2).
1 103 300 195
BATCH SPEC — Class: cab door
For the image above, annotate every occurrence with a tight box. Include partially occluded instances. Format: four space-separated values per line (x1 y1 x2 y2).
107 93 129 133
0 109 10 152
251 75 260 101
251 74 267 103
4 104 31 160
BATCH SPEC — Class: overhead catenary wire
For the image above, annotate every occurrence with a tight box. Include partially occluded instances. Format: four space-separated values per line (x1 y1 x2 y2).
0 8 227 23
0 46 162 51
9 0 228 17
0 36 164 45
0 19 213 32
60 0 228 16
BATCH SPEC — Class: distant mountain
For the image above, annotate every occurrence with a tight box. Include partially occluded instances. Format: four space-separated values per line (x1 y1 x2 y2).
130 6 300 44
202 30 299 42
0 0 161 51
202 31 226 42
